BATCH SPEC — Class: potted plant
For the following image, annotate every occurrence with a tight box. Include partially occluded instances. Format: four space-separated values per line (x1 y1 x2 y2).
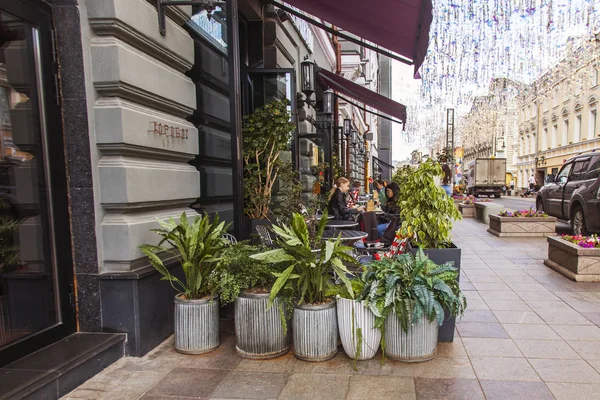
243 99 296 232
395 158 462 341
359 250 466 362
489 208 557 237
209 242 291 359
327 277 381 365
251 212 355 361
140 213 228 354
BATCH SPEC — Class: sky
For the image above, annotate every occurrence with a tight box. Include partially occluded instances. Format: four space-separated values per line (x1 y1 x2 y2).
390 0 600 162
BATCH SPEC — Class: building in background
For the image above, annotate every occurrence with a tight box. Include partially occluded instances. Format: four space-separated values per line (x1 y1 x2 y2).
461 78 523 186
516 34 600 190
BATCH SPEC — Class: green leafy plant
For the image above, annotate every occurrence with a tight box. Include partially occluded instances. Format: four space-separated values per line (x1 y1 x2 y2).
358 249 466 333
396 159 461 248
0 199 20 275
139 213 228 300
250 212 356 306
243 99 296 220
208 242 283 305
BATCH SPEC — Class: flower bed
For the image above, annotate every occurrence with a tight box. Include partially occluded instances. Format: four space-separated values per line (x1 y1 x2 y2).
545 236 600 281
487 211 556 237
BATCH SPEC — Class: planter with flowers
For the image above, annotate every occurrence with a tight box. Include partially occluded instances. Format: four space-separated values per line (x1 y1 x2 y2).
544 235 600 281
488 208 556 237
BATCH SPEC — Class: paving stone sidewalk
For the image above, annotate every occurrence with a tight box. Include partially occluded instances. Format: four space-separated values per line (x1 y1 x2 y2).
64 219 600 400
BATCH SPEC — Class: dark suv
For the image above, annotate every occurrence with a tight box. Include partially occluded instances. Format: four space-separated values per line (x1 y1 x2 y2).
537 152 600 235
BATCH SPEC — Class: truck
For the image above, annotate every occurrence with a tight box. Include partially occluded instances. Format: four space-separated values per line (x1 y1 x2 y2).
466 158 507 198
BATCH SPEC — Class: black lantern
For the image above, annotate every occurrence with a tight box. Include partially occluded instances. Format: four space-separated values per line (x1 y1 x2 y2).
343 118 352 137
351 130 358 147
323 88 334 116
300 57 316 97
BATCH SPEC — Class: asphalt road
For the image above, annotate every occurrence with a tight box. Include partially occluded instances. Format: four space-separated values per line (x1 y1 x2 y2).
492 195 572 234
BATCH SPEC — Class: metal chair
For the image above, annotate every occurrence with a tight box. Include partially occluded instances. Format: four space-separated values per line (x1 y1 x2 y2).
221 233 237 244
255 225 273 247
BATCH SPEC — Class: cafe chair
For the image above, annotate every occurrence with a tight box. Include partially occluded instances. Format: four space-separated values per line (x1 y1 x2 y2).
221 233 237 244
255 224 274 248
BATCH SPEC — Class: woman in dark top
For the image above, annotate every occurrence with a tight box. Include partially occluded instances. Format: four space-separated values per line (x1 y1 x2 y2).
377 182 400 237
328 177 363 220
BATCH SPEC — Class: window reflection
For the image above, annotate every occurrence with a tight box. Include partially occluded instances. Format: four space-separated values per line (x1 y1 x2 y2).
0 11 56 347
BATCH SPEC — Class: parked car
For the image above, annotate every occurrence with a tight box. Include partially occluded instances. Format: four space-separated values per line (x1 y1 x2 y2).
536 151 600 235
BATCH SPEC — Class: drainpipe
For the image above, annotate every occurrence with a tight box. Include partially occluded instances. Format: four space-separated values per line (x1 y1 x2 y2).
331 27 347 177
363 107 370 193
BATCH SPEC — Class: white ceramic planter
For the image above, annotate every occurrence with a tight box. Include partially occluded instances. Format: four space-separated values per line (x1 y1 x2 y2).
337 298 381 360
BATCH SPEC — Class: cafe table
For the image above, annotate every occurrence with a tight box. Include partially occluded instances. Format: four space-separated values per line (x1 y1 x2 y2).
325 220 359 230
321 229 368 242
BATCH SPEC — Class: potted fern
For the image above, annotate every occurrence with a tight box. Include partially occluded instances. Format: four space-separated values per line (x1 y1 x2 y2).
209 242 291 359
360 250 466 362
395 158 462 342
139 213 228 354
327 278 381 365
251 212 355 361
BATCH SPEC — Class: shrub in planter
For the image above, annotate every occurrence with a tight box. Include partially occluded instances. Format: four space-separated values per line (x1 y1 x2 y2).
140 213 228 354
544 235 600 281
327 278 381 366
395 159 462 341
209 242 291 359
251 212 356 361
359 250 466 362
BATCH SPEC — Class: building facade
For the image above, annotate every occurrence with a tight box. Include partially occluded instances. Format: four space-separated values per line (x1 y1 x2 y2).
461 78 522 186
517 36 600 189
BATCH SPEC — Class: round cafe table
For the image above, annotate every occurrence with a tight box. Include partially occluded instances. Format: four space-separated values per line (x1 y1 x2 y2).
325 220 359 230
321 229 368 242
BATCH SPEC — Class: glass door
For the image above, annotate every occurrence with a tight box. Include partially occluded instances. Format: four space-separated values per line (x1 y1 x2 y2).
0 0 75 366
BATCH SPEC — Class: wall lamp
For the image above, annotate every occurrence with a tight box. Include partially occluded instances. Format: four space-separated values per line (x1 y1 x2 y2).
323 88 334 117
351 129 358 148
157 0 225 35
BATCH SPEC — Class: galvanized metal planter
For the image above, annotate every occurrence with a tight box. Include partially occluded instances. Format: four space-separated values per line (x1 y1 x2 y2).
292 301 338 362
174 294 219 354
385 312 438 362
337 298 381 360
234 291 290 359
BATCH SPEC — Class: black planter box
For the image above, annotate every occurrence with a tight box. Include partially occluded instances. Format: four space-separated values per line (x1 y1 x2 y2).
409 242 461 342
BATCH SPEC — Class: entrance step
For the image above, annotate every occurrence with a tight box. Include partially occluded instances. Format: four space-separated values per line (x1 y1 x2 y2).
0 333 125 399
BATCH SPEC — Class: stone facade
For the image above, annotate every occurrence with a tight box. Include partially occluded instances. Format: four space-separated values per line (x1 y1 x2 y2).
487 215 557 237
545 236 600 281
458 204 475 218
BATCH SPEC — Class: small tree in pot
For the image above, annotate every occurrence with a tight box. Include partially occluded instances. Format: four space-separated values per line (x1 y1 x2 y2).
395 158 462 341
140 213 228 354
359 250 466 362
251 212 355 361
208 242 291 359
243 99 296 225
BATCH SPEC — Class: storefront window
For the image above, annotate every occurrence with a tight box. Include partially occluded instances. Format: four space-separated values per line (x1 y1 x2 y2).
0 10 58 348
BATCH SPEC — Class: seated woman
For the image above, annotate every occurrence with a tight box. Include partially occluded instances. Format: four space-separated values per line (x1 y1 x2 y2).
328 177 363 220
377 182 401 237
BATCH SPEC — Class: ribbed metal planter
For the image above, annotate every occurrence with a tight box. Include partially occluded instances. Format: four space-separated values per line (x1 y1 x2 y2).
337 298 381 360
234 291 290 359
174 294 219 354
385 312 438 362
292 301 338 362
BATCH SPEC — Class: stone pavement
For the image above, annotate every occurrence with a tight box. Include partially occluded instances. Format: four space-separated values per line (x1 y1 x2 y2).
63 219 600 400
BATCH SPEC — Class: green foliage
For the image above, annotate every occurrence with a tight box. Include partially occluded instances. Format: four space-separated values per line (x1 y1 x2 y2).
358 249 467 333
325 275 365 300
391 165 414 188
208 242 282 305
396 159 461 248
251 211 357 306
139 213 229 300
243 99 296 220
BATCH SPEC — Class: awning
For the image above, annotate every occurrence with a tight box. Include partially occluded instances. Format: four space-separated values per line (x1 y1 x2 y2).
318 68 407 124
372 156 395 171
275 0 433 77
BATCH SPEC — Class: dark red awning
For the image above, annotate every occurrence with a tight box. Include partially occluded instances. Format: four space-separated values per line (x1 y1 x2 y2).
279 0 432 77
318 69 407 124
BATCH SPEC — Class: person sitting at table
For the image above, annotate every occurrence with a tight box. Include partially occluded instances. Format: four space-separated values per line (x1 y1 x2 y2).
375 180 387 207
328 177 363 220
377 182 401 237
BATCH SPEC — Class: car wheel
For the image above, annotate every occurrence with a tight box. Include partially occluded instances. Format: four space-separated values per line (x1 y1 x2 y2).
572 207 587 236
494 194 501 198
536 198 544 212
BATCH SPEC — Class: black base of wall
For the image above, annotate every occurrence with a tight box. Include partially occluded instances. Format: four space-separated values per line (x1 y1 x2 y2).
99 264 183 357
0 333 125 400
